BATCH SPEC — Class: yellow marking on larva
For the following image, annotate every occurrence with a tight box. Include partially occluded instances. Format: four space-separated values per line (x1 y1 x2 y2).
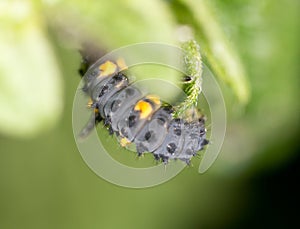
94 108 99 113
87 99 93 108
116 58 128 71
134 100 153 119
120 137 131 147
98 61 117 77
146 95 161 105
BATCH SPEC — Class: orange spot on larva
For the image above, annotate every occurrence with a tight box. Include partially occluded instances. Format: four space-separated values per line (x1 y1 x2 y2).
146 95 161 105
116 58 128 71
98 61 117 77
134 101 153 119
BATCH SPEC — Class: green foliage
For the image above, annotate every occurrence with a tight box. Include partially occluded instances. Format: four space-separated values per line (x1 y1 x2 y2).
0 1 63 137
170 0 250 103
173 40 203 118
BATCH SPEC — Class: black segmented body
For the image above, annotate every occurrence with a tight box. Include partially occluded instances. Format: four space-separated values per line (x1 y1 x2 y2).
79 56 208 164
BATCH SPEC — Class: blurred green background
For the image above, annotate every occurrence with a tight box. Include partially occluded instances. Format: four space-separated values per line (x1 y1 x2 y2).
1 0 299 228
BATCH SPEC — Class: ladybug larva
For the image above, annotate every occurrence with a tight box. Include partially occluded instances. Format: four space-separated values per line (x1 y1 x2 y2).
78 54 209 164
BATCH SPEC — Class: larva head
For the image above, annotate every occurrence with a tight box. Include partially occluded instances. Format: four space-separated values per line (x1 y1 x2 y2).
83 59 128 96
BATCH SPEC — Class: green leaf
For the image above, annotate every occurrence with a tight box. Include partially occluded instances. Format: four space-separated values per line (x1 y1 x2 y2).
0 1 63 138
43 0 176 48
176 0 250 104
